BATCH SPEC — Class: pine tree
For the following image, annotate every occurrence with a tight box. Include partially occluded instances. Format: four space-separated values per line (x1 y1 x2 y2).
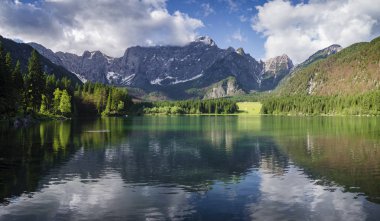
104 91 112 115
40 94 48 113
53 88 62 114
59 90 71 116
5 52 12 73
11 61 24 111
0 43 6 114
45 74 57 110
12 61 23 89
26 50 45 112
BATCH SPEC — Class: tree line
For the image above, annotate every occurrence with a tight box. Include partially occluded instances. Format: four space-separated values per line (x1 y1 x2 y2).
0 45 132 119
143 99 239 115
74 82 132 116
0 44 73 117
261 91 380 115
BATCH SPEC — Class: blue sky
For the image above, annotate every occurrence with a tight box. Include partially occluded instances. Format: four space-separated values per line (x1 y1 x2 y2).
166 0 269 59
1 0 380 63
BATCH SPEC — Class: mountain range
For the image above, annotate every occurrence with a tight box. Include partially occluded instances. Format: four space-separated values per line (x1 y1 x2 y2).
28 36 295 99
5 34 371 100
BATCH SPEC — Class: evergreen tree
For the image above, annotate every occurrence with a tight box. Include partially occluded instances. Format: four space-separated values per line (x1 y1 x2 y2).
0 43 6 114
40 94 48 113
104 91 112 114
45 74 57 110
26 50 45 112
53 88 62 114
59 90 71 115
11 61 24 110
5 52 12 73
12 61 23 89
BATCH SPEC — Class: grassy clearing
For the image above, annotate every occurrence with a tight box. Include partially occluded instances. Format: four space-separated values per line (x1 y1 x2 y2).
237 102 262 115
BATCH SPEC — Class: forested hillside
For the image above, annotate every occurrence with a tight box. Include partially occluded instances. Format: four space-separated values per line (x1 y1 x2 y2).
261 35 380 115
277 36 380 96
0 45 132 120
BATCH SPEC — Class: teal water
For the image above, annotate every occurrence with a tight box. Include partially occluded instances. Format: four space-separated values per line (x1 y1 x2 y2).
0 116 380 220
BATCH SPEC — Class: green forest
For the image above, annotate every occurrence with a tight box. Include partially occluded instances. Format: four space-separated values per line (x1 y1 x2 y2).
0 44 132 119
261 91 380 115
143 99 239 115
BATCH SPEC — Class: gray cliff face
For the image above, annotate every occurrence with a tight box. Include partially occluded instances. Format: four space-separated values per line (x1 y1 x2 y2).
264 54 293 76
203 77 245 99
261 54 293 90
54 50 113 83
29 36 292 99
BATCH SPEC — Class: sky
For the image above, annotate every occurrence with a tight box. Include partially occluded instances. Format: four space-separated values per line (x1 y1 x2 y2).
0 0 380 63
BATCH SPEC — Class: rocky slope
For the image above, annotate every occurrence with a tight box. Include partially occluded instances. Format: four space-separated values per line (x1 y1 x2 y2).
30 36 293 99
204 77 245 99
277 36 380 96
262 54 293 89
297 44 342 68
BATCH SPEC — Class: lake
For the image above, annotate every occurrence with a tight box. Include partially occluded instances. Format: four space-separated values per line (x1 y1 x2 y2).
1 116 380 220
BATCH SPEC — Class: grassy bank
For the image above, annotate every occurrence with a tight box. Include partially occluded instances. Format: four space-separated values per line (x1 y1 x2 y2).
236 102 262 115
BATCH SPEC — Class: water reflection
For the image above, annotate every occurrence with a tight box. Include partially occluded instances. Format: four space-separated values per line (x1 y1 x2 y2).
0 116 379 220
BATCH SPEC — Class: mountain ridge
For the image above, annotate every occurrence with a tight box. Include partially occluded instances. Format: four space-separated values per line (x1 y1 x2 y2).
29 36 294 100
0 36 81 84
276 36 380 96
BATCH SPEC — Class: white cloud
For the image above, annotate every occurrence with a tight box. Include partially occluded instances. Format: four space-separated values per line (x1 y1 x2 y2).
252 0 380 63
201 3 215 17
0 0 204 57
231 29 247 42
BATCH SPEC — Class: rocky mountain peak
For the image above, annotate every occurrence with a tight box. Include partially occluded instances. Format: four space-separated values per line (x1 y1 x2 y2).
236 48 245 56
324 44 343 55
264 54 293 74
194 36 216 47
299 44 343 67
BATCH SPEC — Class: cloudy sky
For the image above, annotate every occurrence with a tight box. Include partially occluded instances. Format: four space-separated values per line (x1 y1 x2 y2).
1 0 380 63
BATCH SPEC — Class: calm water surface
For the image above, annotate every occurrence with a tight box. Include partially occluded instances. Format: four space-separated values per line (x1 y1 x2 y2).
1 116 380 220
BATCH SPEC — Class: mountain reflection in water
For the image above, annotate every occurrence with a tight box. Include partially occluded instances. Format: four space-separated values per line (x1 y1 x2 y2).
0 116 380 220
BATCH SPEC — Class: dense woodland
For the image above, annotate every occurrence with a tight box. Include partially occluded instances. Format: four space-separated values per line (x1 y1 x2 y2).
143 99 239 114
74 82 132 116
0 44 132 119
261 91 380 115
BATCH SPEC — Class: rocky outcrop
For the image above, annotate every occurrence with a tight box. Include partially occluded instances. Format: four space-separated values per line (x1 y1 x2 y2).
298 44 342 68
203 77 245 99
261 54 293 90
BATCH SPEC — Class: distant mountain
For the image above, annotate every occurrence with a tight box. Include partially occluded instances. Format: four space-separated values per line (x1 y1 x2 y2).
277 36 380 96
297 44 342 68
0 36 81 84
262 54 293 89
30 36 293 99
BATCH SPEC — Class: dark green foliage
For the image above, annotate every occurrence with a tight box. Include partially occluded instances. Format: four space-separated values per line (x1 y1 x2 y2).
261 91 380 116
59 90 72 115
143 99 239 115
26 50 45 112
74 82 132 116
0 46 136 119
0 48 74 117
0 45 15 115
